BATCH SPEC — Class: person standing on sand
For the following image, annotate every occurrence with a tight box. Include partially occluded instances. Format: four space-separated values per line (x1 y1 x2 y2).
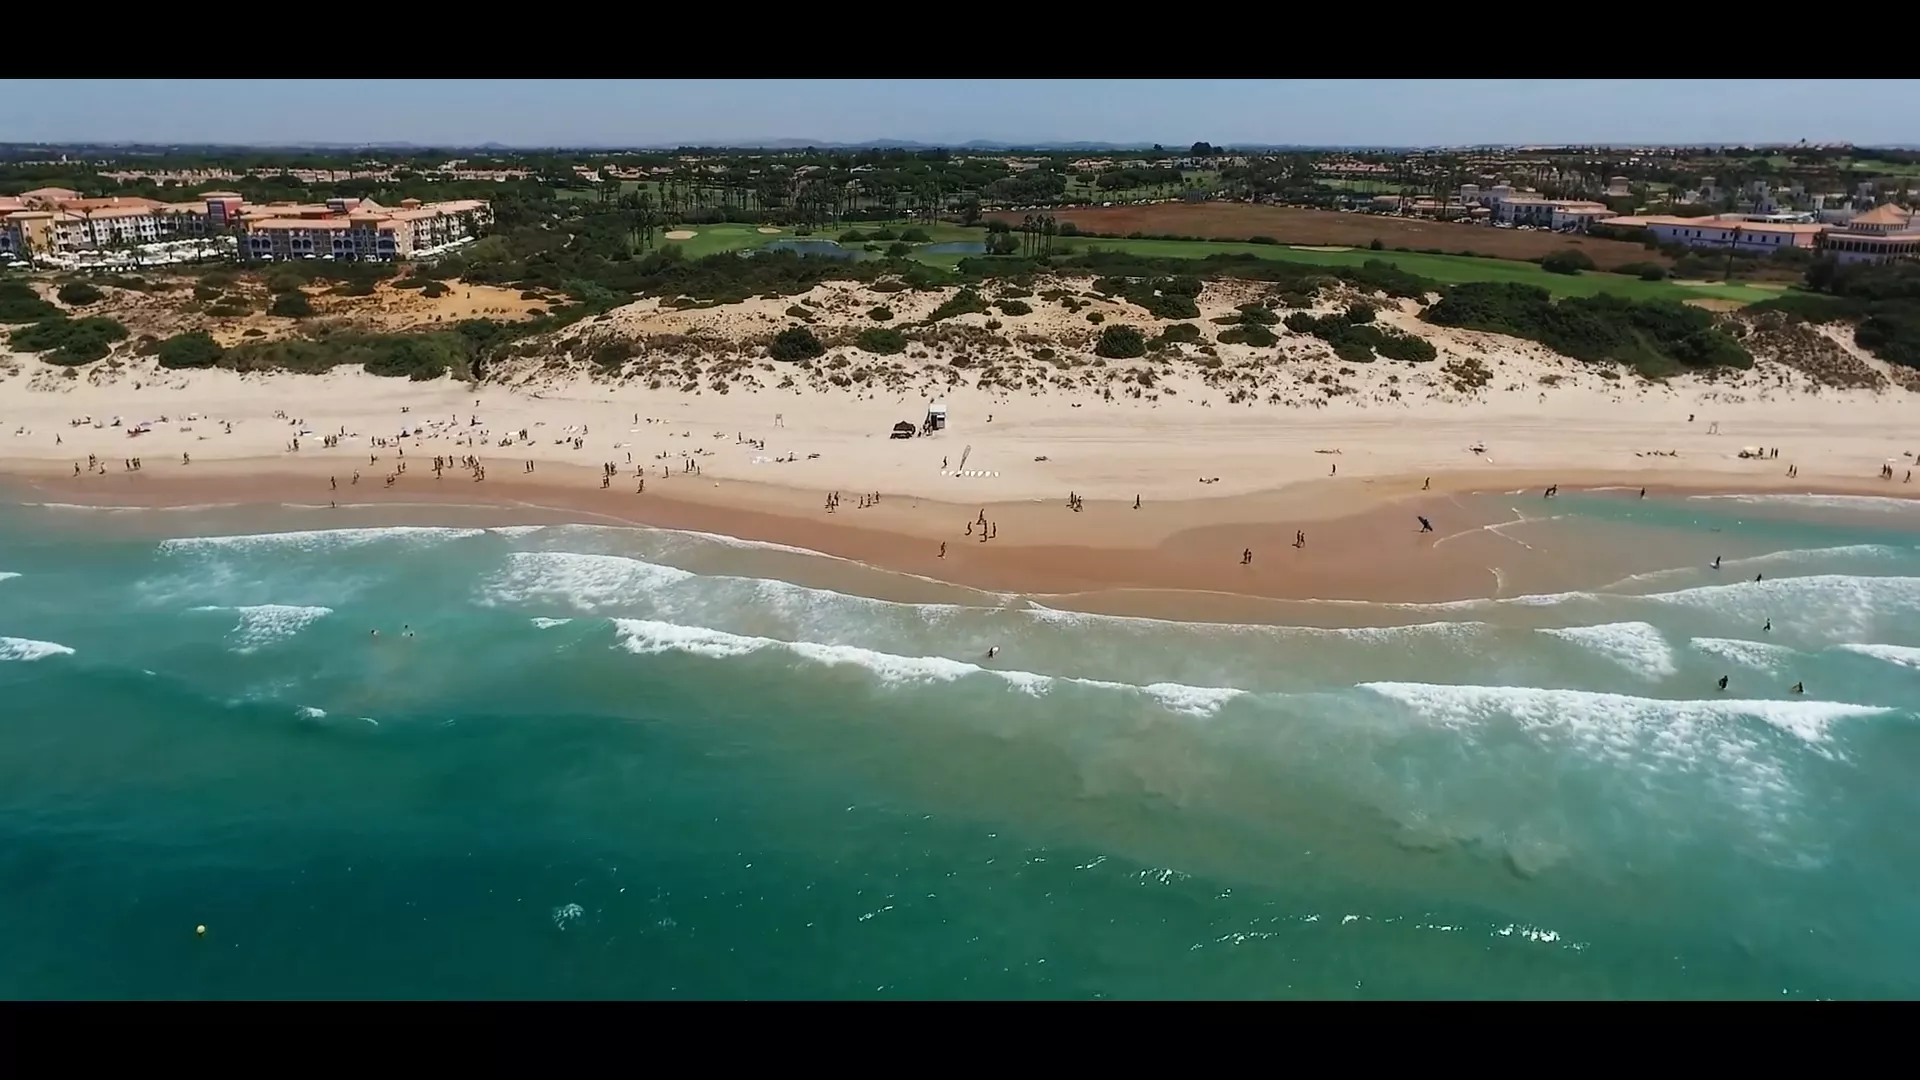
1330 463 1336 476
330 477 336 490
939 542 947 558
1423 477 1430 490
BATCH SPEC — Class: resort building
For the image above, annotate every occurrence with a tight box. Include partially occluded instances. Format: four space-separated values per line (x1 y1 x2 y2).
2 188 491 262
1815 203 1920 265
1494 197 1614 229
236 197 491 261
1 193 210 256
1599 214 1826 253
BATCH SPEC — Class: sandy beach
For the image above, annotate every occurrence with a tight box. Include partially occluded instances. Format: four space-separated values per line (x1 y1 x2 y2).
7 322 1920 614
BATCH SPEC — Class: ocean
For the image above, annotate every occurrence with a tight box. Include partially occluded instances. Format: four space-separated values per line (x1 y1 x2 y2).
2 490 1918 999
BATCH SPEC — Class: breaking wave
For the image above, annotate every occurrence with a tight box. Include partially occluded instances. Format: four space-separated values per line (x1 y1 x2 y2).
0 636 75 662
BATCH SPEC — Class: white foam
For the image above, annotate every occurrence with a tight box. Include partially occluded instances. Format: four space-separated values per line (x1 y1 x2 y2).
530 617 573 630
1646 575 1920 640
1834 643 1920 670
0 636 75 662
159 526 488 555
487 551 694 611
1601 545 1914 592
1691 637 1797 674
191 604 333 652
608 618 1244 716
1360 681 1889 748
1538 622 1676 678
0 572 18 584
1689 493 1920 515
297 706 328 719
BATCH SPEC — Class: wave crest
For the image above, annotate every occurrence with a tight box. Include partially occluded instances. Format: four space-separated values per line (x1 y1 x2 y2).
0 636 75 662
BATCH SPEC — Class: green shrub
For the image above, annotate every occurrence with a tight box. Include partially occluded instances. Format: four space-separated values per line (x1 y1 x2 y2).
769 325 824 361
786 305 813 320
1219 323 1278 347
997 299 1032 316
519 289 542 300
57 282 104 306
855 327 908 355
1541 250 1596 276
0 281 58 323
205 301 250 317
1616 261 1668 281
886 242 912 258
1158 323 1202 344
899 227 930 243
868 306 893 321
420 280 449 299
9 315 128 365
1344 304 1376 324
265 269 306 294
1094 324 1146 359
391 277 429 290
871 279 908 293
838 230 870 243
154 330 225 369
1236 302 1280 325
269 291 314 318
1087 311 1105 324
926 288 990 322
193 284 224 302
1424 281 1751 375
1375 329 1437 363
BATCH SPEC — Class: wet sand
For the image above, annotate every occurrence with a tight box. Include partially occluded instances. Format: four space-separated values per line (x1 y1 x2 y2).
7 454 1903 621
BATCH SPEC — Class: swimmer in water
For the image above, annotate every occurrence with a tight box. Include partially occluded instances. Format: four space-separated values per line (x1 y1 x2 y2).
370 629 379 638
1716 675 1728 691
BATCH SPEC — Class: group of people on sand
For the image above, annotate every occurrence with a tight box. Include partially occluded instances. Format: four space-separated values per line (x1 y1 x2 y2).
1879 463 1911 483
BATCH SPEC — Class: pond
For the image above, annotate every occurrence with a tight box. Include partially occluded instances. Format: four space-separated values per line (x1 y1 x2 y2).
918 241 987 255
759 239 859 259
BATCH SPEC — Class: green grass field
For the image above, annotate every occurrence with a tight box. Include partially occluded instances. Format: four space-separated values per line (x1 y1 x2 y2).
624 216 1781 306
892 230 1779 305
1062 170 1219 204
654 221 982 259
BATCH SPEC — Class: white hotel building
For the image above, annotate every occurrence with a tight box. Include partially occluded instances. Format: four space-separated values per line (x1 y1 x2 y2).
2 188 491 263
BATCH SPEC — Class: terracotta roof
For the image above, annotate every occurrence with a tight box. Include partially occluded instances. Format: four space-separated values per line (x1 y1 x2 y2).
82 206 160 220
1851 203 1914 227
20 187 80 201
63 196 165 211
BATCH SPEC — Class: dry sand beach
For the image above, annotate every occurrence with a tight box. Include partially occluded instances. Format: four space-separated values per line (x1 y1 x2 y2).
6 274 1920 613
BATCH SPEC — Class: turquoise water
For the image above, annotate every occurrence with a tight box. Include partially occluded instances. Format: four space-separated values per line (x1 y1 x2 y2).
3 492 1919 999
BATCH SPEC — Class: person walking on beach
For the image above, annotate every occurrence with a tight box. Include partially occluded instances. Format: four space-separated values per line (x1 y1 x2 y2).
1417 516 1433 533
939 542 946 558
1241 548 1253 565
1423 477 1431 491
1134 494 1141 510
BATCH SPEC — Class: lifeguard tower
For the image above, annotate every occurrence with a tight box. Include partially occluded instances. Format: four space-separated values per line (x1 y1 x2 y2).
923 402 949 435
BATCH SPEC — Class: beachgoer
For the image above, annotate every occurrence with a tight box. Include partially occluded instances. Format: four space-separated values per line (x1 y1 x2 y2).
1790 682 1804 694
1716 675 1728 691
1763 618 1772 632
939 542 946 558
1417 516 1433 533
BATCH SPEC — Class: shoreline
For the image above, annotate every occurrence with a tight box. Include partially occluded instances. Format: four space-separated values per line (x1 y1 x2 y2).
8 458 1917 619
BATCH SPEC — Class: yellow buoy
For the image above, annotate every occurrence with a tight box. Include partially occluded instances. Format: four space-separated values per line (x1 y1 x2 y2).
195 924 206 936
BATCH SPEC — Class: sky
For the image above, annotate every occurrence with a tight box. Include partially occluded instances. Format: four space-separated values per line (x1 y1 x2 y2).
2 80 1916 149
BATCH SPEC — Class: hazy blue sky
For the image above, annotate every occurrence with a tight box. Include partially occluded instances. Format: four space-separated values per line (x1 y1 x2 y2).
2 80 1915 148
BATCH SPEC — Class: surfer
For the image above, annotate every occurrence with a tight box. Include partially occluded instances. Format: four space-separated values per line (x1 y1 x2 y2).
1763 618 1771 632
1417 515 1433 533
1790 681 1804 694
1716 675 1728 692
1712 556 1721 570
986 646 999 659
